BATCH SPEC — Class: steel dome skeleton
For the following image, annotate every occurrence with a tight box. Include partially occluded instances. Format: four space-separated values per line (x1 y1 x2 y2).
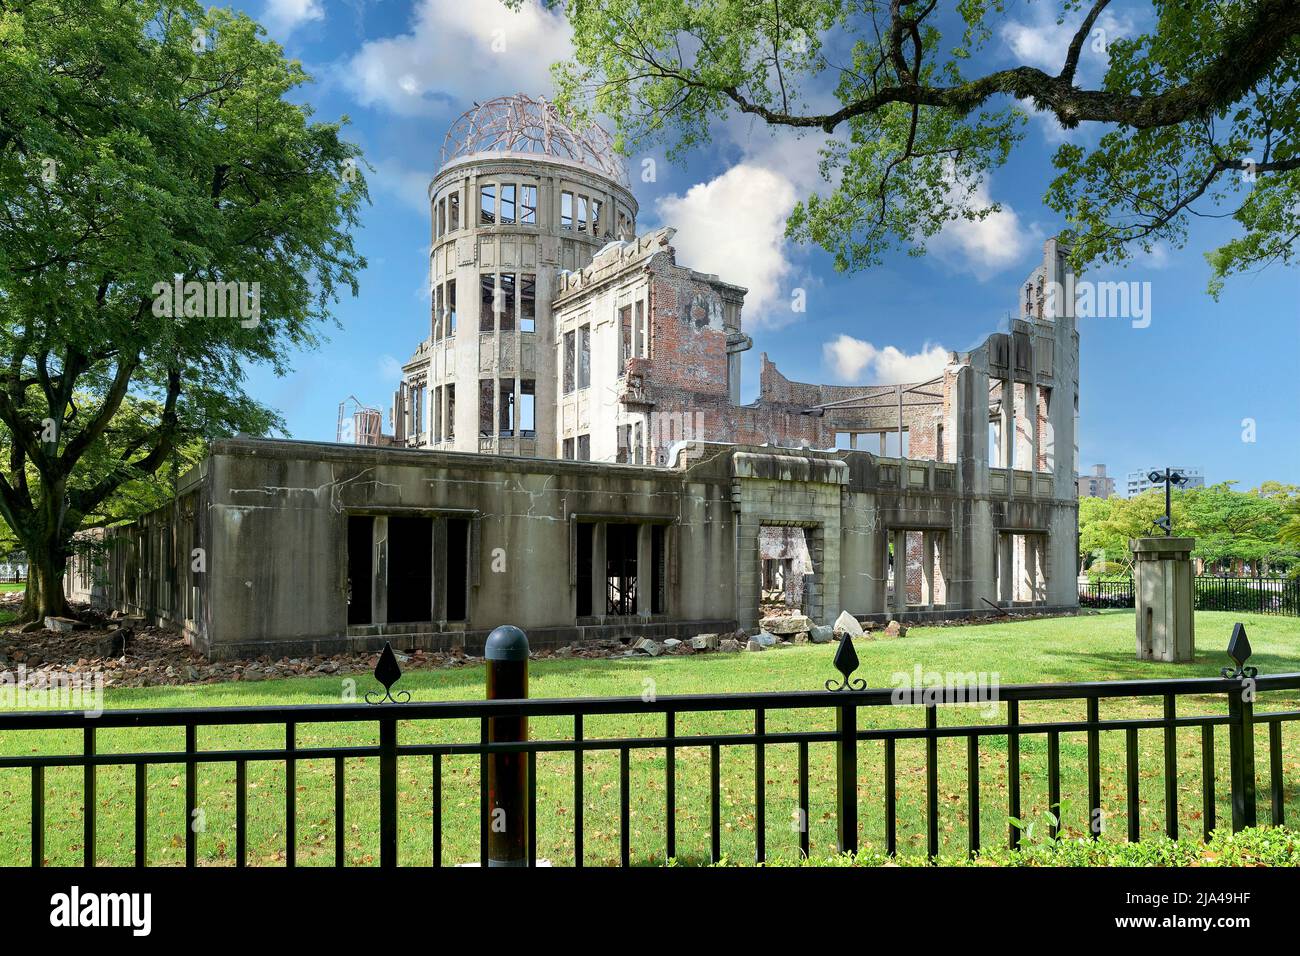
438 93 630 188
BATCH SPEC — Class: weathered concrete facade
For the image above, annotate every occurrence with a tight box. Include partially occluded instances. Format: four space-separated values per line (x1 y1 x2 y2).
85 424 1077 660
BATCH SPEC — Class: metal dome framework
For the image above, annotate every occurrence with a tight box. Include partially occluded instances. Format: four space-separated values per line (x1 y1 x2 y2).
439 94 629 188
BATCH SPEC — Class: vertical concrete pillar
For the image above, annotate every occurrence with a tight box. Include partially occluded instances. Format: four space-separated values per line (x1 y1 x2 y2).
1026 382 1039 478
372 515 389 625
1132 537 1195 662
431 517 446 621
921 531 936 610
1000 378 1015 471
934 531 949 607
891 528 908 616
635 522 651 618
997 532 1014 605
591 522 606 621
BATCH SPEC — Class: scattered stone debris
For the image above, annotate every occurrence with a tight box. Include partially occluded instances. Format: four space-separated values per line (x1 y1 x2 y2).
759 613 812 636
0 592 1085 690
631 637 663 657
0 601 476 689
833 610 866 638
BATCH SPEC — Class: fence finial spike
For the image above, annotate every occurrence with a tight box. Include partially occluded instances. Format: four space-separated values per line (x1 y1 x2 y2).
1220 623 1258 680
825 630 866 692
366 642 411 704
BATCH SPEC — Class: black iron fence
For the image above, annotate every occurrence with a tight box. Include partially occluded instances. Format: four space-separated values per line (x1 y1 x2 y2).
1079 576 1300 616
1197 575 1300 615
1078 578 1135 609
0 626 1296 867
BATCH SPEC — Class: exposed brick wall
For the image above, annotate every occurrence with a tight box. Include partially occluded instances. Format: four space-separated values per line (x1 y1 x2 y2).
906 531 924 605
762 354 946 457
646 270 732 398
634 259 831 460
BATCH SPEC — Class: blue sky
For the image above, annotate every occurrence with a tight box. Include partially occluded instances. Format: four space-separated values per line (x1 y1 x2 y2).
241 0 1298 490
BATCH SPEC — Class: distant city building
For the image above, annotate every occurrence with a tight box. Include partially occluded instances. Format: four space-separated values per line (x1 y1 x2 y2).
1126 466 1205 497
1077 463 1116 499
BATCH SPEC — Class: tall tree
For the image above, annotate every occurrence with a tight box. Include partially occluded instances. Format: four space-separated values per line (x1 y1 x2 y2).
0 0 367 621
523 0 1300 284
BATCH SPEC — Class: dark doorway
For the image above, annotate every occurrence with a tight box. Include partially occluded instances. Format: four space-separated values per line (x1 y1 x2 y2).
388 516 433 623
575 522 593 617
445 518 469 622
347 515 374 625
606 523 638 616
650 524 665 614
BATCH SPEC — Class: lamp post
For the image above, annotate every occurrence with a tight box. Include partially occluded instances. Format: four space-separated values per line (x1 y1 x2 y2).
1147 467 1189 535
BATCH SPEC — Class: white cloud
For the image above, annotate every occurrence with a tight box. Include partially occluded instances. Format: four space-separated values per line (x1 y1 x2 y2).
262 0 324 36
368 156 433 215
655 163 799 323
378 354 405 380
822 336 950 385
1000 9 1135 74
930 173 1036 279
343 0 572 117
1136 242 1172 270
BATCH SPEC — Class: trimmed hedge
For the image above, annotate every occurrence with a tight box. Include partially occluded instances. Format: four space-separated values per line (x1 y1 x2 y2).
697 827 1300 867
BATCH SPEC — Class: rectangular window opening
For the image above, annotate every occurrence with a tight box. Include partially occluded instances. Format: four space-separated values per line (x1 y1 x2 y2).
578 324 591 389
520 274 536 333
445 383 455 441
606 523 638 616
520 380 536 438
348 520 374 624
480 274 495 332
619 306 633 371
480 183 496 225
445 518 468 622
563 330 575 394
520 185 537 225
499 382 515 437
498 273 516 332
479 379 494 437
387 516 433 624
576 522 593 617
500 184 516 225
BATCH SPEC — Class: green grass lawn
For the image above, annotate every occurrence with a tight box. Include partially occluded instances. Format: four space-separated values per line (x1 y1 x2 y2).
0 582 22 628
1 610 1298 866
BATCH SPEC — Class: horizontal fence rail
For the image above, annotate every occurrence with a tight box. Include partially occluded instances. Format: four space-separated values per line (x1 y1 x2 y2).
1079 576 1299 616
2 667 1298 866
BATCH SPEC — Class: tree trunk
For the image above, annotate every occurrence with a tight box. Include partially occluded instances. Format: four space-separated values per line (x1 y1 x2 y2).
20 544 68 623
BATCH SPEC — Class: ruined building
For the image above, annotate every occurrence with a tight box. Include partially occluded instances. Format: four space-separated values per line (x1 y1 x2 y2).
71 94 1080 659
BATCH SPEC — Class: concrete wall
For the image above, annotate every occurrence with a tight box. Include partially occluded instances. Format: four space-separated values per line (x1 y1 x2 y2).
84 432 1078 659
